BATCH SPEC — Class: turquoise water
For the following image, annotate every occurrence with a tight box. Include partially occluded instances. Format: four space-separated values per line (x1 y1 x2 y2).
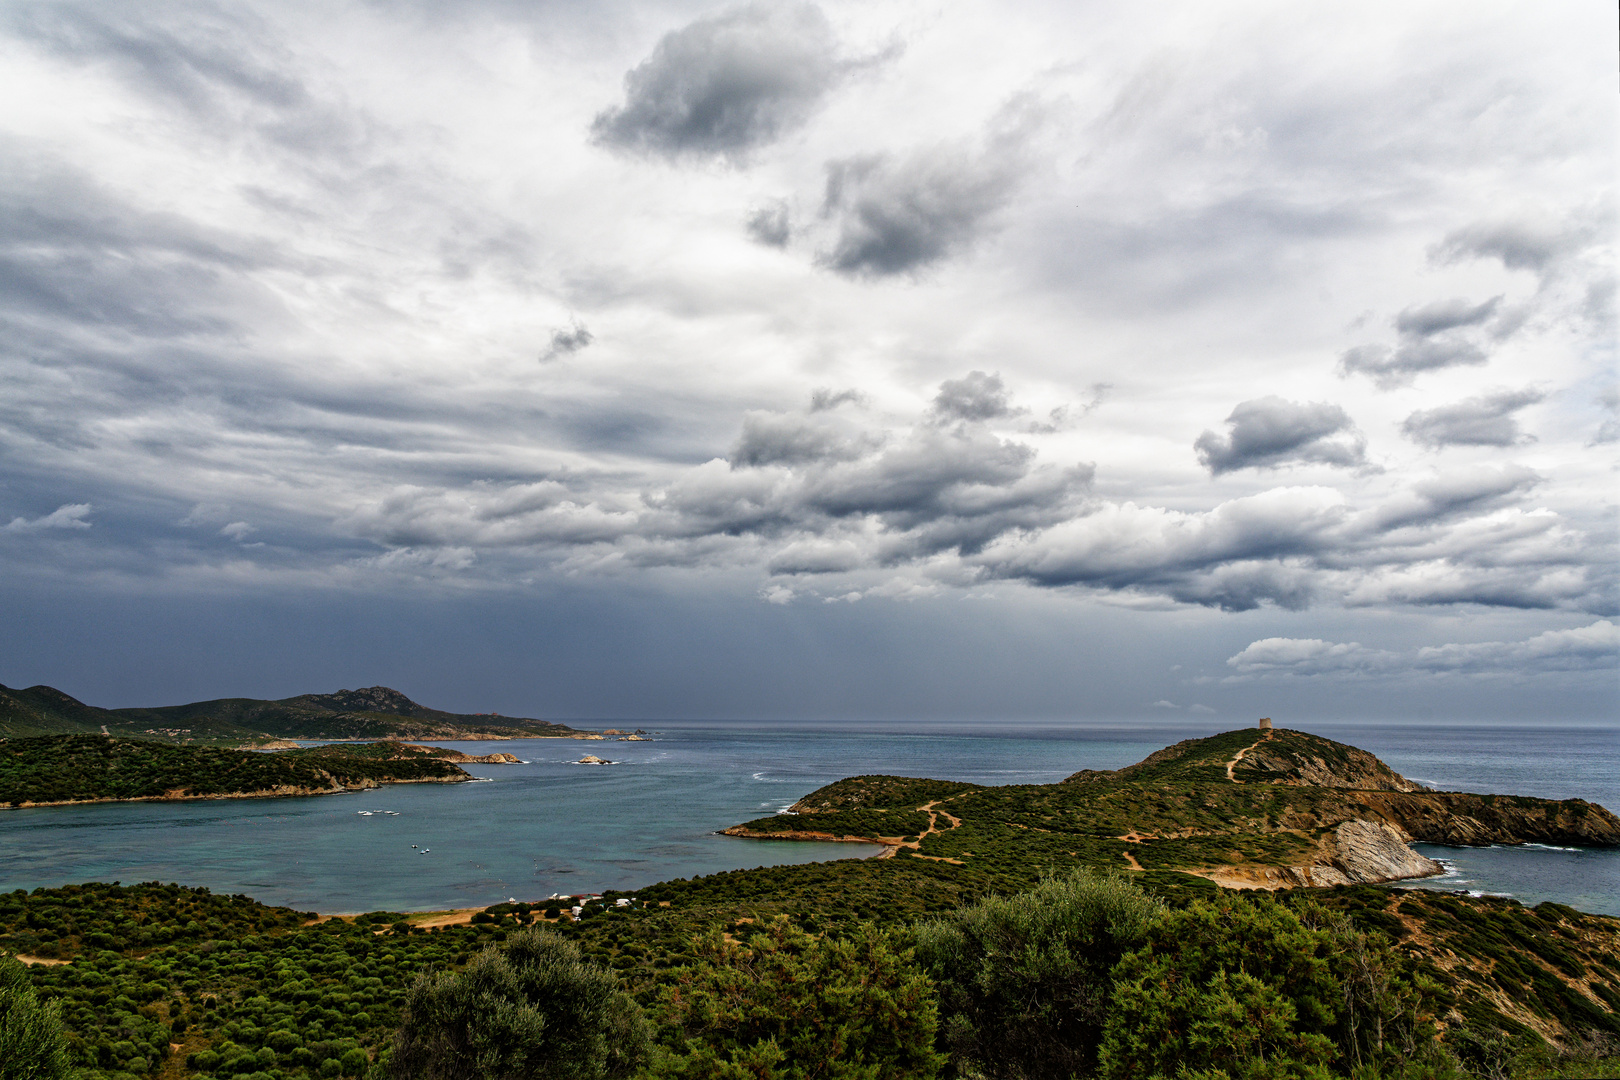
0 721 1613 914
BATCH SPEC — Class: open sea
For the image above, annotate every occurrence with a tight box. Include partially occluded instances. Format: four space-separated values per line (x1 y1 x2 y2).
0 721 1615 916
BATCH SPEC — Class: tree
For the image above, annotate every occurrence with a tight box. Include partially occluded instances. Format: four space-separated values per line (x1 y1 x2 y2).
647 919 943 1080
388 928 649 1080
0 956 72 1080
1098 895 1343 1080
910 869 1165 1080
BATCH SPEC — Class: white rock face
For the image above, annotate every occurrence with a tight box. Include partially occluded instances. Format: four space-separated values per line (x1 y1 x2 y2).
1329 818 1444 883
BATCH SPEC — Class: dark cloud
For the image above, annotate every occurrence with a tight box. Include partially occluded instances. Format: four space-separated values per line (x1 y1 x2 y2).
540 323 593 362
1394 295 1501 337
1430 215 1597 276
817 147 1018 277
745 201 792 247
1340 284 1522 389
727 411 865 467
808 387 864 412
1337 339 1488 389
972 487 1347 611
1401 388 1544 448
930 371 1016 423
590 2 844 162
1194 397 1365 474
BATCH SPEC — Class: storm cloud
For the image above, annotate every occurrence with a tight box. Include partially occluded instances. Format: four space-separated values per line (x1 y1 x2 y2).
591 3 846 161
817 145 1019 277
1401 388 1544 448
1194 397 1365 475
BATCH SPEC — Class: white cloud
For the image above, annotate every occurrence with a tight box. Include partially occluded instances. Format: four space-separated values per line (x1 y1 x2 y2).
2 504 92 532
1226 620 1618 680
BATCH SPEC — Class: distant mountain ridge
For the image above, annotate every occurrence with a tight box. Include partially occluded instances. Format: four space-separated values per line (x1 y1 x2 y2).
0 683 580 742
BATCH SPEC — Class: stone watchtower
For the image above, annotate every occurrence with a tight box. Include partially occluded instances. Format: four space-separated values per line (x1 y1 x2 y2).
1257 717 1272 730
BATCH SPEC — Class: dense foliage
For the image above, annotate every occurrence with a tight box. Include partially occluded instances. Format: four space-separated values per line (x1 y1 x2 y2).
913 870 1165 1080
1 955 71 1080
389 930 647 1080
645 921 942 1079
0 736 468 805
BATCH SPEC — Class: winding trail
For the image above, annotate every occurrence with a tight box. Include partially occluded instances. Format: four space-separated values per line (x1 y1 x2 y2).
878 798 965 863
1224 727 1274 783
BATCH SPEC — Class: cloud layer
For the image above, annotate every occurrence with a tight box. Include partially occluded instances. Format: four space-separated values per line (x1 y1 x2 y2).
0 0 1613 713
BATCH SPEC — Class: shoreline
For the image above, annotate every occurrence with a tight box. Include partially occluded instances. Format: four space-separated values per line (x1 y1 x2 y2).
0 774 468 810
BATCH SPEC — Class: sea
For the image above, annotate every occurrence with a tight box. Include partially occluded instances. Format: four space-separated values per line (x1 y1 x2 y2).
0 721 1615 916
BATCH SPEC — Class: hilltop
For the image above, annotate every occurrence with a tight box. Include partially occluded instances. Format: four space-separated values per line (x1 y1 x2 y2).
0 682 581 743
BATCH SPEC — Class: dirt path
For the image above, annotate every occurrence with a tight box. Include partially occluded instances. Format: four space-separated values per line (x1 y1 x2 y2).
1224 728 1274 783
876 798 965 861
1121 851 1143 872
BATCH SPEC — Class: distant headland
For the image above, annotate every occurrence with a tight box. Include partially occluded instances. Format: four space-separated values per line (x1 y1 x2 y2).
0 682 584 744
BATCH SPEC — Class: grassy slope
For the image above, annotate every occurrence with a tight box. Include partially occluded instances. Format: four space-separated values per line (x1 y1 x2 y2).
0 735 469 805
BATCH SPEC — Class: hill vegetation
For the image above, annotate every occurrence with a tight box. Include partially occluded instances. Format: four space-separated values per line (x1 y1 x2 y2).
0 736 471 807
0 684 580 744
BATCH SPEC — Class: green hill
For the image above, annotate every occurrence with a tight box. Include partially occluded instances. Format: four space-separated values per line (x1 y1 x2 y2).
0 734 471 806
0 682 580 743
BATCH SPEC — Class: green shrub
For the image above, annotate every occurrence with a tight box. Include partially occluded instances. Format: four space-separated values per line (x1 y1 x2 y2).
647 921 942 1080
912 869 1165 1080
0 956 72 1080
388 928 647 1080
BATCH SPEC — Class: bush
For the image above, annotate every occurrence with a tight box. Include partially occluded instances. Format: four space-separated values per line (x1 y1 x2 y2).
0 956 72 1080
388 928 648 1080
647 920 942 1080
1099 895 1344 1080
912 869 1165 1080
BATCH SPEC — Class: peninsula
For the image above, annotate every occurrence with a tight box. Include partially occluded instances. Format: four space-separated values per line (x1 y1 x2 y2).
0 735 485 808
722 726 1620 889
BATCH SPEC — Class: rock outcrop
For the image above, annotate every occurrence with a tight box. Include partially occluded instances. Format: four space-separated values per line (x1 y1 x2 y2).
400 744 520 764
1359 791 1620 847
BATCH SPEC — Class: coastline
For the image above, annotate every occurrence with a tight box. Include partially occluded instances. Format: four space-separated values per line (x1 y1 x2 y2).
0 774 468 810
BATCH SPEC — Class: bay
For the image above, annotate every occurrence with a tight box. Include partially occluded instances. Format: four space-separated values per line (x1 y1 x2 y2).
0 721 1613 915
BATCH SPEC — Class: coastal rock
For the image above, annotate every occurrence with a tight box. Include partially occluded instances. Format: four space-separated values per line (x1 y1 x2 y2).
399 744 520 764
1362 791 1620 847
577 755 612 765
1204 820 1441 890
1329 819 1443 882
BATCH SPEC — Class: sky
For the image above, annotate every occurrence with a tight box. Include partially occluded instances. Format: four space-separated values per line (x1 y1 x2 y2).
0 0 1615 723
